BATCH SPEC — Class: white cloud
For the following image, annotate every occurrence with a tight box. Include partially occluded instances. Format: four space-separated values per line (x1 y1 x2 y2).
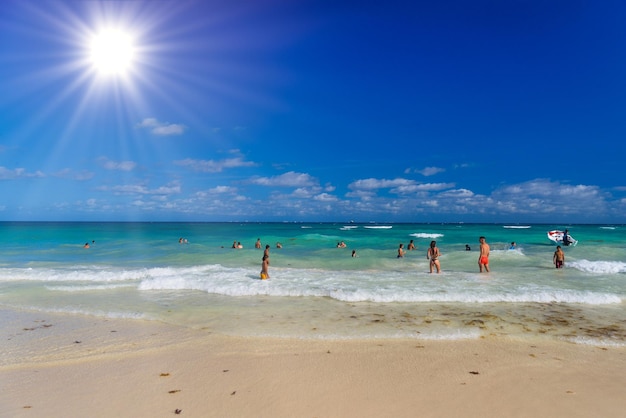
418 166 445 176
99 181 181 196
404 166 446 176
54 168 95 180
98 157 136 171
175 157 255 173
348 178 414 190
209 186 237 194
314 193 338 202
250 171 318 187
138 118 185 136
348 177 454 195
0 167 45 179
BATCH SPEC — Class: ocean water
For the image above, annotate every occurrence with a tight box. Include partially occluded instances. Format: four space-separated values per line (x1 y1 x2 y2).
1 222 625 347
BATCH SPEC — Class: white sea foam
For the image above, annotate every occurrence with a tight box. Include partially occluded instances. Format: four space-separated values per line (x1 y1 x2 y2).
2 222 626 344
4 304 147 320
133 265 623 305
45 283 136 292
410 233 444 239
569 260 626 274
562 336 626 347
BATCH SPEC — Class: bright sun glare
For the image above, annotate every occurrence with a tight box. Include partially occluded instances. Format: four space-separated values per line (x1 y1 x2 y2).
89 29 135 76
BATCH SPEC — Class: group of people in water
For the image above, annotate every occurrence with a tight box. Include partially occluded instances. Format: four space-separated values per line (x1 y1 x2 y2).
395 236 489 274
239 234 569 280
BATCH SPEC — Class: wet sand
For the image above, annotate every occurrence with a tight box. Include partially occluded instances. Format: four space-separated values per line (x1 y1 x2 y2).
2 312 626 418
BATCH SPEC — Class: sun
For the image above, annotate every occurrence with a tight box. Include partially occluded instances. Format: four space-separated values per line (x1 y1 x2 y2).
89 28 135 76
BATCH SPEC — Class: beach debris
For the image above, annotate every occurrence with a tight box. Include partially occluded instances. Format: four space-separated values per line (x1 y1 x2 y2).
327 350 331 354
464 319 485 328
175 409 182 414
469 371 480 375
223 369 229 372
231 391 236 395
74 340 81 344
169 390 181 394
160 373 170 377
23 323 54 331
23 406 32 409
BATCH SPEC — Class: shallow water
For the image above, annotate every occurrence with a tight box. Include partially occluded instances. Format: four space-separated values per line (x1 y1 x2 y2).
1 222 625 346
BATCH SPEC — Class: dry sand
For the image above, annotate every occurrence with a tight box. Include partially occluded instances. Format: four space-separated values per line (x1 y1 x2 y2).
2 315 626 418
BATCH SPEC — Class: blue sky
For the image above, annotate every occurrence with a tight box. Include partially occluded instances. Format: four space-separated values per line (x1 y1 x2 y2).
1 0 625 223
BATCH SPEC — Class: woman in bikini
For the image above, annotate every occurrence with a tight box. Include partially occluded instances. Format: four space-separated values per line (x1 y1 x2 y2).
427 240 441 274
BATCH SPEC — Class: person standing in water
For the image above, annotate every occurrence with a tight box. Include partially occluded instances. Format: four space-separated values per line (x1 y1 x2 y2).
397 243 405 258
562 229 572 246
478 236 490 272
260 254 270 279
427 240 441 274
553 245 565 269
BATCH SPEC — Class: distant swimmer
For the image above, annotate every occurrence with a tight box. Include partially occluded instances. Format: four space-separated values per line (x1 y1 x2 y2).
427 240 441 273
260 254 270 279
407 240 416 250
351 250 357 258
232 241 237 249
276 242 283 249
465 244 471 251
83 242 90 249
553 245 565 269
264 245 270 257
237 242 243 249
397 243 405 258
337 241 347 248
478 236 490 272
255 238 261 249
509 242 516 250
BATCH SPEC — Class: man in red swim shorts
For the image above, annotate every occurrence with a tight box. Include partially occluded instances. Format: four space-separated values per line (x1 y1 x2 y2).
478 236 490 272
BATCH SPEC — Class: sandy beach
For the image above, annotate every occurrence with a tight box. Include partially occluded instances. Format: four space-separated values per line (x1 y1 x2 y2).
2 312 626 418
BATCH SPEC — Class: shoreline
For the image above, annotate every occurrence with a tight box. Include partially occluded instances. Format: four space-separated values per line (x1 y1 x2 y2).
2 310 626 417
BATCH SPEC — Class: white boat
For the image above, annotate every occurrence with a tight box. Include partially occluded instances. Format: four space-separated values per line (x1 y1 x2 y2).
547 230 578 246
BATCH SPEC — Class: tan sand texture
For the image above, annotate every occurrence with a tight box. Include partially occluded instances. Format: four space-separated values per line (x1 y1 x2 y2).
2 313 626 418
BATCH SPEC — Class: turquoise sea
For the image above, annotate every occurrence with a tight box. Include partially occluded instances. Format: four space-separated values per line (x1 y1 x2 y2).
1 222 625 350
